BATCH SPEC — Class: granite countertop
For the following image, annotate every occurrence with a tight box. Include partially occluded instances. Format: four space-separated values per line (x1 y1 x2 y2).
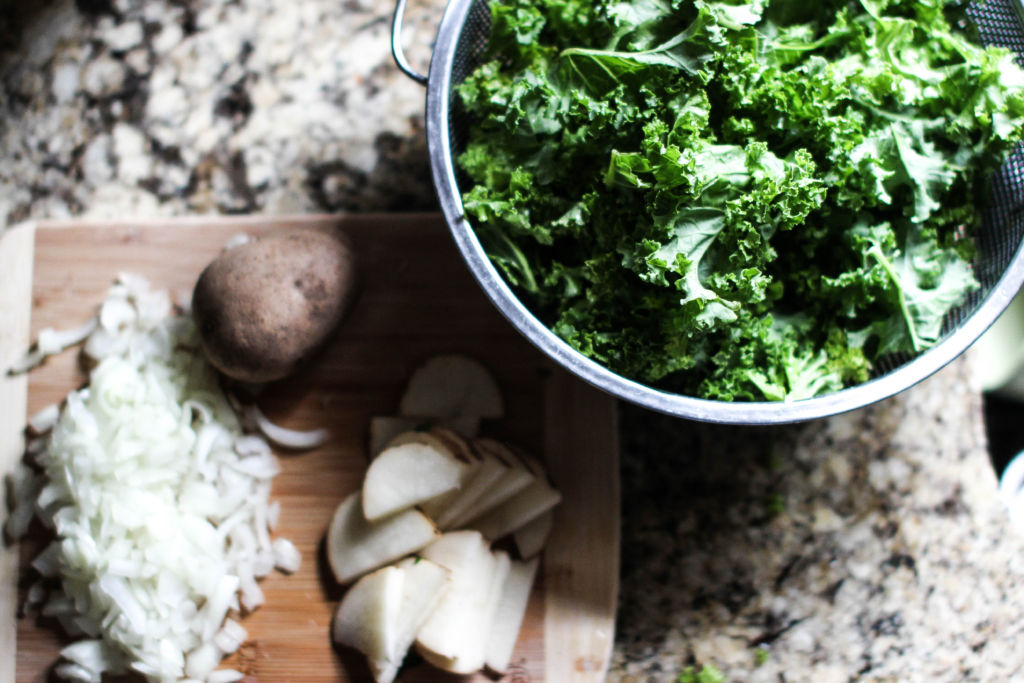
4 1 1024 681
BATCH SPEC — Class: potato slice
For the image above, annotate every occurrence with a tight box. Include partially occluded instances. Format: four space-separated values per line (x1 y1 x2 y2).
327 491 439 584
380 430 483 522
433 446 511 530
372 557 453 683
414 531 501 674
443 439 535 530
398 354 503 419
468 477 562 542
512 508 553 560
470 444 562 542
331 565 404 670
485 557 540 675
362 442 465 521
368 415 481 457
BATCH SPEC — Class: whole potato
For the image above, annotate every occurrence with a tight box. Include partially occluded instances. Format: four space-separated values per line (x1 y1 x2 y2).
192 228 358 383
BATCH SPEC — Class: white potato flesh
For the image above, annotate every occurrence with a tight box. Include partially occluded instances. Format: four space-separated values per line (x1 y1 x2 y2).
331 565 404 667
444 441 536 530
485 557 540 674
512 508 554 560
398 354 504 419
327 492 439 584
371 557 454 683
506 445 548 478
388 431 481 521
362 442 465 521
433 447 511 530
368 416 481 457
415 531 499 673
468 478 563 542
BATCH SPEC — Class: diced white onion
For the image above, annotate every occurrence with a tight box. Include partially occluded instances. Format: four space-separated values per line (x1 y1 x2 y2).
53 662 100 683
15 275 296 682
4 465 43 540
184 642 220 681
207 670 245 683
27 403 60 436
272 538 302 574
6 317 99 375
213 619 247 656
233 434 271 457
244 404 329 451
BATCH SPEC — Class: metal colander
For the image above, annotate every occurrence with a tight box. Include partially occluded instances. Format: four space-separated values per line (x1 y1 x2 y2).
392 0 1024 424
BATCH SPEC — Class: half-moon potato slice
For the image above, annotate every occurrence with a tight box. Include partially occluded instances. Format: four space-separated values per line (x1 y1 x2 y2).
398 354 503 419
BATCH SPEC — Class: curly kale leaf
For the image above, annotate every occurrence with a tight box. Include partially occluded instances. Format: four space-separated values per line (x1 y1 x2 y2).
457 0 1024 401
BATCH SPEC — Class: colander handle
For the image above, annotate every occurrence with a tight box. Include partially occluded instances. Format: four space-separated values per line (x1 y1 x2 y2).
391 0 428 85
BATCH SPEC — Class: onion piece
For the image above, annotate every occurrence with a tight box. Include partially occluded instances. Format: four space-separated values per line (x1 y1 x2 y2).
13 275 298 682
272 538 302 574
244 404 329 451
6 317 99 375
27 403 60 436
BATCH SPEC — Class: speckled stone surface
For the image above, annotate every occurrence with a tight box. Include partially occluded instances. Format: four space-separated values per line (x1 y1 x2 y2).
3 2 1024 681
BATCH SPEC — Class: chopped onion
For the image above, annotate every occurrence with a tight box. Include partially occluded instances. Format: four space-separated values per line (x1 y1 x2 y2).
244 403 329 450
272 538 302 574
184 642 220 680
6 317 99 375
233 434 271 457
27 403 60 435
4 464 42 540
213 619 247 655
16 275 299 682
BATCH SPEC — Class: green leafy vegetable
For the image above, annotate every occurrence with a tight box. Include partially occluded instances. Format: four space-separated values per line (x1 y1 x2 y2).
678 663 727 683
457 0 1024 401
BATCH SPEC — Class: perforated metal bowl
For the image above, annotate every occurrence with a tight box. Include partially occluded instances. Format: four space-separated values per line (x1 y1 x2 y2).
393 0 1024 424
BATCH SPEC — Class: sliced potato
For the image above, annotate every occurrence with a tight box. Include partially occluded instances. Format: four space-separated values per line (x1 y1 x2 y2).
382 430 483 521
433 446 511 530
368 415 481 457
373 557 453 683
381 429 462 460
327 491 439 584
444 440 535 529
426 426 476 459
362 442 465 521
512 508 554 560
485 557 540 675
398 354 503 419
468 477 562 542
415 531 498 674
331 565 404 670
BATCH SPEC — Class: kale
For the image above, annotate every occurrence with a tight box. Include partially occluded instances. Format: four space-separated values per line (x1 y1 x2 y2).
457 0 1024 401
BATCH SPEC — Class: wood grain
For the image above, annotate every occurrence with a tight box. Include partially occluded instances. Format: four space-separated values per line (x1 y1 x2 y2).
0 214 619 682
1 221 35 683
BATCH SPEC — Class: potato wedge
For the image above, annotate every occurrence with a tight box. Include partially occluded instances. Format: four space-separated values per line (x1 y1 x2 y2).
399 354 503 419
415 531 500 674
327 491 439 584
485 557 540 675
468 477 562 542
433 446 511 530
368 415 481 457
443 439 535 529
373 557 453 683
362 442 465 521
512 508 554 560
331 565 404 670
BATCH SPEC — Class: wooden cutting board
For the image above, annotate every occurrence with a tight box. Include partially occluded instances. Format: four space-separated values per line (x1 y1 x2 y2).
0 214 620 682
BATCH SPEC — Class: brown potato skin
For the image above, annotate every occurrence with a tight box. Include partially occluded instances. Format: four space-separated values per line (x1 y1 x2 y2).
192 228 358 383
